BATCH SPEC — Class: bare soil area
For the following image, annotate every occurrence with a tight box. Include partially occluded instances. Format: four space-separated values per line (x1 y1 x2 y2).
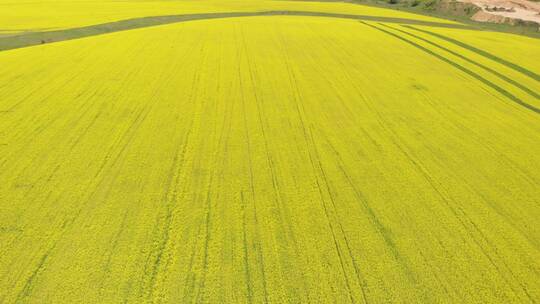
458 0 540 24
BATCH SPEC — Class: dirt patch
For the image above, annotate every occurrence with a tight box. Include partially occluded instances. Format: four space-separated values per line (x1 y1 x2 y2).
458 0 540 26
428 0 481 17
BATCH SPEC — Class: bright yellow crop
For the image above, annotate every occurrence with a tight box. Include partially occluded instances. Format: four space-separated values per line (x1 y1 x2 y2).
0 4 539 304
0 0 455 31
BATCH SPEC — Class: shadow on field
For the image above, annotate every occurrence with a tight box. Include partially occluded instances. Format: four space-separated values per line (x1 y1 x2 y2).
0 10 471 51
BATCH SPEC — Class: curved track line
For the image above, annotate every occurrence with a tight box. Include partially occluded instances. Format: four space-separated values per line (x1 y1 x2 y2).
0 10 470 52
361 22 540 115
380 24 540 99
402 25 540 83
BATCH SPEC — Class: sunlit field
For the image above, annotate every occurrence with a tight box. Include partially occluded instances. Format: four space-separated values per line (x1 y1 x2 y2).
1 1 539 303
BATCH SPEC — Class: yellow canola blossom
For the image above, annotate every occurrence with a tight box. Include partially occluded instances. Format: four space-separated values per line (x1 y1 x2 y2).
0 10 539 304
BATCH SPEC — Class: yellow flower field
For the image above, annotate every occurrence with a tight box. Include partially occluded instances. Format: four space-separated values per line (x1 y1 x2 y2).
0 1 539 303
0 0 455 32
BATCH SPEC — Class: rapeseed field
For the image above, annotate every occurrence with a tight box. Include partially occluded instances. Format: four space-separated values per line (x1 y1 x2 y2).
0 1 538 303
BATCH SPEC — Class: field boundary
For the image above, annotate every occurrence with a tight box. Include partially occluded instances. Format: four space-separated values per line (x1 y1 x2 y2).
0 10 470 52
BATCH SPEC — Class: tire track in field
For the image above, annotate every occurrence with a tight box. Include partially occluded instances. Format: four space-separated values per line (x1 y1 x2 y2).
143 124 193 302
181 45 215 301
405 83 540 250
295 24 422 300
360 22 540 115
275 25 372 303
414 161 535 302
139 34 202 302
401 25 540 83
197 52 236 303
0 56 146 246
9 104 152 303
241 25 311 302
12 247 56 303
237 37 270 302
315 120 423 299
349 74 536 302
280 47 358 304
310 34 533 298
308 126 375 304
0 44 150 296
379 24 540 100
420 142 540 297
239 105 270 304
240 192 255 304
0 72 84 169
0 11 470 52
318 128 460 302
298 25 484 302
0 39 138 179
6 36 168 302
